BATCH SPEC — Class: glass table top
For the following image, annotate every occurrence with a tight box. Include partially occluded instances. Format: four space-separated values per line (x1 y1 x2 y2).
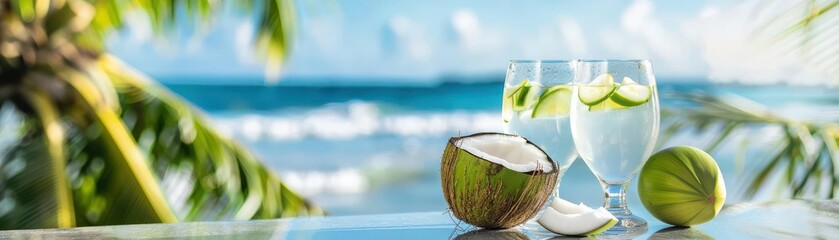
0 200 836 239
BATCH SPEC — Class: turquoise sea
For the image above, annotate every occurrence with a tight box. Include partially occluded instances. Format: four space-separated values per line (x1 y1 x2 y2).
165 78 839 216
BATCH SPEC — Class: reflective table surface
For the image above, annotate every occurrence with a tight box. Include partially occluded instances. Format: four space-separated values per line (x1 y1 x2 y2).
1 200 837 239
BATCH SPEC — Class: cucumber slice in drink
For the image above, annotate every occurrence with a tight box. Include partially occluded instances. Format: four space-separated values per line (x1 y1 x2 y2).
502 80 525 122
610 77 651 107
531 85 573 118
503 80 541 122
588 98 629 111
578 73 617 106
505 80 541 111
504 80 528 98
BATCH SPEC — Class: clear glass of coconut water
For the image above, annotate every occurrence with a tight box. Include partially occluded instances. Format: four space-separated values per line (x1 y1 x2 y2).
502 60 579 201
570 60 659 235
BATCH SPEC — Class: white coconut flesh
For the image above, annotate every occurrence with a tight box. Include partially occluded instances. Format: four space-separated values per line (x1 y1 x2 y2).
537 198 618 236
458 134 554 173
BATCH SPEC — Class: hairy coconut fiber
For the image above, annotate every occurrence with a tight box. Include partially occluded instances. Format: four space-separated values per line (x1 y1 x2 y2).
454 229 529 240
441 132 558 229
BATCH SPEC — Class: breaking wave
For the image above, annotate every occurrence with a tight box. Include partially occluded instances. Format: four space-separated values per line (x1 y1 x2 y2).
210 101 502 141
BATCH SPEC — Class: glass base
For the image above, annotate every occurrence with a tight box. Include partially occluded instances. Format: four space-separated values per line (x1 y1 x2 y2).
595 179 648 237
601 210 648 237
518 208 648 238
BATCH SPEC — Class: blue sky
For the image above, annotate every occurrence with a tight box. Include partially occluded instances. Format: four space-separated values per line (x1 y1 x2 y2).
107 0 833 85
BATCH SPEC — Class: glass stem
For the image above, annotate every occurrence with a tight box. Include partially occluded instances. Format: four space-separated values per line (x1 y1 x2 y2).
602 182 631 216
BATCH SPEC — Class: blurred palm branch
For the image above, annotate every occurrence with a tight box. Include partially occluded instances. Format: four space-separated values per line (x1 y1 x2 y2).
662 0 839 200
754 0 839 80
0 0 320 230
661 93 839 200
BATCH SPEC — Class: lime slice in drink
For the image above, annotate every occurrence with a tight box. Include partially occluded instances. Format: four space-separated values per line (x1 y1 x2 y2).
588 98 629 111
578 73 617 106
610 77 651 107
531 85 573 118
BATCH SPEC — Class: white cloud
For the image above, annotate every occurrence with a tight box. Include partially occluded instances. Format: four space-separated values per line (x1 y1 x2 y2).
122 10 152 45
620 0 686 62
386 16 432 61
234 20 257 66
695 0 834 85
450 10 503 55
594 0 706 77
452 10 479 40
698 5 720 19
557 18 587 56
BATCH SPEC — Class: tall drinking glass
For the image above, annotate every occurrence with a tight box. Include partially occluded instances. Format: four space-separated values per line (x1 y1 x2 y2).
502 60 578 200
570 60 659 235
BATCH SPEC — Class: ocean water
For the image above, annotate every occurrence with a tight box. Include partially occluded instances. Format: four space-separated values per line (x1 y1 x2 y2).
166 80 839 216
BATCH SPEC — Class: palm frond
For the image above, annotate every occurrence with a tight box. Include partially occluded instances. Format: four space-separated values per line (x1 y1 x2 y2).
253 0 296 82
0 131 66 229
90 0 125 32
0 87 74 230
57 66 178 224
756 0 839 81
0 0 318 230
16 0 296 83
663 92 839 199
80 0 295 82
98 55 322 220
19 85 75 228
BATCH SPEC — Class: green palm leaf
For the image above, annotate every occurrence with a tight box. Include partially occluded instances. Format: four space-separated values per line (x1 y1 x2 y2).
83 0 295 82
0 0 314 229
755 0 839 80
58 67 178 225
662 92 839 199
0 86 74 229
0 132 66 229
99 55 322 220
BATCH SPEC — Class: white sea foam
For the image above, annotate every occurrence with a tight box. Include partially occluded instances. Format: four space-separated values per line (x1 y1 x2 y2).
210 101 501 141
281 168 369 197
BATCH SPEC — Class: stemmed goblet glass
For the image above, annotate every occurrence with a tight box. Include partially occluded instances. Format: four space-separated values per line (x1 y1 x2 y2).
502 60 578 212
570 60 660 235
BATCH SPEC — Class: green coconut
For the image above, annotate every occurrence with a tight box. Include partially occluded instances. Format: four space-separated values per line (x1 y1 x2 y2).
638 146 726 226
441 132 558 229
